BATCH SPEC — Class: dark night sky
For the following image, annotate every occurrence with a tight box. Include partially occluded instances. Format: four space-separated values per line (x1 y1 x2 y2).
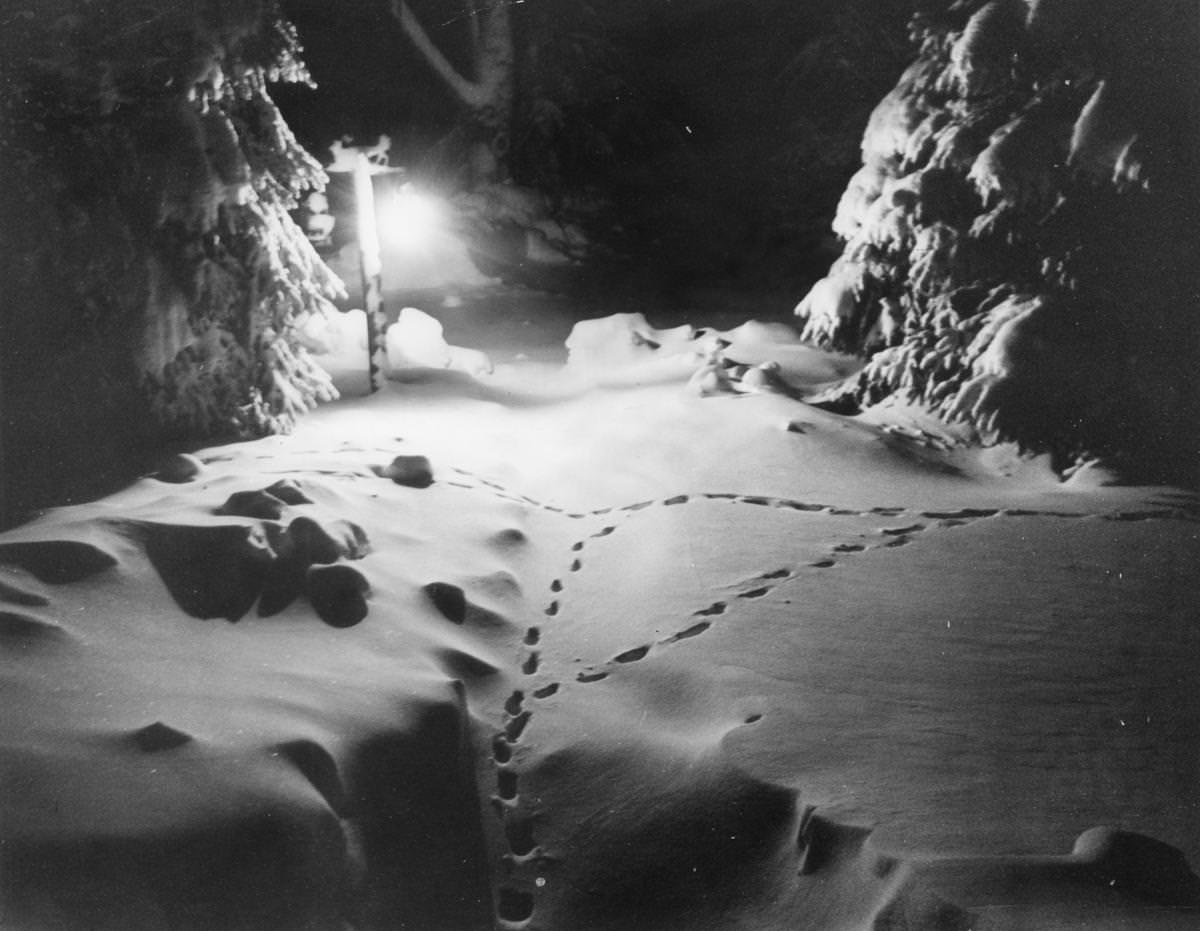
274 0 915 288
277 0 908 146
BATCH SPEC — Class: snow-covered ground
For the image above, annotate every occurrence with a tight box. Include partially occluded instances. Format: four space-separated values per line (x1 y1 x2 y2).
3 306 1199 930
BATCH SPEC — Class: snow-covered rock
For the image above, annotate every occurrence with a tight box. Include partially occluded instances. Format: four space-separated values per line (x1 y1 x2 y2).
564 313 702 372
383 307 493 380
386 307 453 371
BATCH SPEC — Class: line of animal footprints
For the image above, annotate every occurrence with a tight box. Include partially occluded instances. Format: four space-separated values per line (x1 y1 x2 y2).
443 469 1198 526
539 507 1015 688
483 493 975 927
483 484 1174 699
483 504 625 924
465 479 1197 928
489 685 541 925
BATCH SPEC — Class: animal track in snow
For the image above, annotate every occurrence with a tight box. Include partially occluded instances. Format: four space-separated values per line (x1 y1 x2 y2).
881 524 925 536
492 735 513 764
505 711 532 744
446 468 605 519
614 645 651 664
666 621 711 642
504 814 537 856
496 889 534 927
921 508 999 520
497 769 519 801
504 692 525 716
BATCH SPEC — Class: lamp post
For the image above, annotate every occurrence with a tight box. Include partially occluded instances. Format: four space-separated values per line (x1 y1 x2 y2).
327 138 450 393
327 137 403 394
351 151 386 393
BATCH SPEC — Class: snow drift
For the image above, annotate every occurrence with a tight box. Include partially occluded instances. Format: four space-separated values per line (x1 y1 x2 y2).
3 315 1200 930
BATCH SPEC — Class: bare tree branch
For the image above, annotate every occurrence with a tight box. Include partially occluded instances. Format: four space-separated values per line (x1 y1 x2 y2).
389 0 487 107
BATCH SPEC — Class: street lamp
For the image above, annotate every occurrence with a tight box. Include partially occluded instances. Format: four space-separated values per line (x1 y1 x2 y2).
377 184 444 251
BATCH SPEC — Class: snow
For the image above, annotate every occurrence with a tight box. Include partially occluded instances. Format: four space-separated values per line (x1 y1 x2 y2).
3 309 1199 930
385 306 454 370
796 0 1200 471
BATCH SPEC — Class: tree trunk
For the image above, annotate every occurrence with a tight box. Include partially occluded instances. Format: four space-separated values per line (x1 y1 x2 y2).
391 0 515 185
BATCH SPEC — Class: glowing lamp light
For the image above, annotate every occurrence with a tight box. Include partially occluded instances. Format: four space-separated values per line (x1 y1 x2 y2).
378 184 443 250
328 138 448 394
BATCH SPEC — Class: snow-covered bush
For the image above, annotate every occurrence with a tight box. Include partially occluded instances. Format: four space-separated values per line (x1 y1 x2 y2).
795 0 1200 476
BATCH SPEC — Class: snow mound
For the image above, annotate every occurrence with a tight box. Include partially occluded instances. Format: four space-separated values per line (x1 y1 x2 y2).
386 306 453 370
384 307 494 378
565 313 704 370
565 312 858 394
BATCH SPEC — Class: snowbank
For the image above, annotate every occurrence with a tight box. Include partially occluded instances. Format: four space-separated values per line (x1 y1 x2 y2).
2 316 1198 929
564 312 858 394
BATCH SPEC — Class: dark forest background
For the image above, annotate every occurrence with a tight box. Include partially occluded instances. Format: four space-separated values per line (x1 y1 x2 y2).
1 0 1197 527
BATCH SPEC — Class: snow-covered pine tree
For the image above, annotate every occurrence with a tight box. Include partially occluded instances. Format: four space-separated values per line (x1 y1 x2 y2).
795 0 1200 478
1 0 342 518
